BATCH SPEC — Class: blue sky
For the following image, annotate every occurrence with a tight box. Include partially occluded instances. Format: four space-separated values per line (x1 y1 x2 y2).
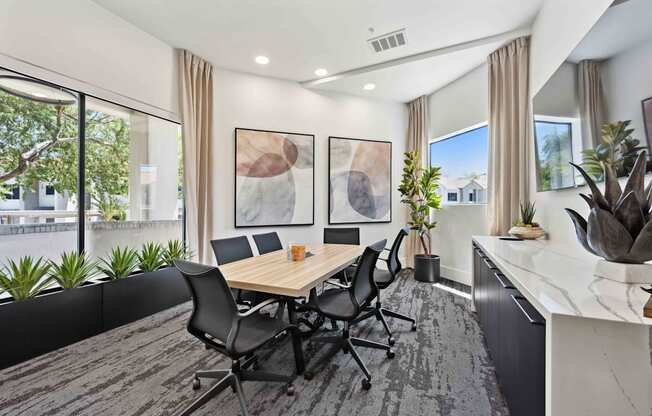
429 125 488 179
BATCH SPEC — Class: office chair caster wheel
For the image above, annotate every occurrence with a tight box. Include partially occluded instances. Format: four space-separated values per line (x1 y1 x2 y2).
388 336 395 346
192 378 201 390
286 384 295 396
361 379 372 390
303 371 314 381
386 349 395 359
411 323 417 331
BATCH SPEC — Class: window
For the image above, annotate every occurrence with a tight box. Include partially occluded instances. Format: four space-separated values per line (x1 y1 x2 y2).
430 124 488 205
0 68 183 268
533 119 576 191
84 97 184 260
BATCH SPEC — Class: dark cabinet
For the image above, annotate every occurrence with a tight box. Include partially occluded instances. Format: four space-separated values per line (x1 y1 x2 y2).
472 244 545 416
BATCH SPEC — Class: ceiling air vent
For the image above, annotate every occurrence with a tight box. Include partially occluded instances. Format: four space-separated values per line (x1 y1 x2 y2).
367 29 407 53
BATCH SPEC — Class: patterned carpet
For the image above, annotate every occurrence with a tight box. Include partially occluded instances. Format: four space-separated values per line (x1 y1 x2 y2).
0 272 508 416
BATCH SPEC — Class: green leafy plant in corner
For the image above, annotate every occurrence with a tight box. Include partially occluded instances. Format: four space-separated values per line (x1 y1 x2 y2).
98 246 139 280
94 194 127 222
513 201 540 227
49 251 98 289
138 242 165 273
398 151 442 255
581 120 645 181
0 256 53 301
162 239 192 267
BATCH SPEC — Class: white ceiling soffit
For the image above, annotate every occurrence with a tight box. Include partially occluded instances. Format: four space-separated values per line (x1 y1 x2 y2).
569 0 652 63
92 0 542 102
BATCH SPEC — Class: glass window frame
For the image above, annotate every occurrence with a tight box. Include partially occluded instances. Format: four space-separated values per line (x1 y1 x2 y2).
0 66 186 254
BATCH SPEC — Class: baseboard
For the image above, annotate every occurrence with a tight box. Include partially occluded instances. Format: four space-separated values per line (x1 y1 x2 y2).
440 264 472 287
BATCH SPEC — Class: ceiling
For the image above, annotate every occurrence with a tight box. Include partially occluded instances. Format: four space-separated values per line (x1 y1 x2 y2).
569 0 652 62
93 0 543 102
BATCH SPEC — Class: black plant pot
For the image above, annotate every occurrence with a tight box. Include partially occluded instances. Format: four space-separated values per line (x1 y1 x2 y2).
0 282 103 370
414 254 441 283
102 267 190 331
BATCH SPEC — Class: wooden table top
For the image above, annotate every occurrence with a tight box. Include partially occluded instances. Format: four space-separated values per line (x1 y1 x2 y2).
219 244 363 298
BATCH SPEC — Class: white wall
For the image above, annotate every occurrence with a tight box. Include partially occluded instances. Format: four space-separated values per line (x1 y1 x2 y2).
529 0 614 259
603 40 652 148
533 62 579 119
210 68 408 261
428 65 489 285
0 0 178 120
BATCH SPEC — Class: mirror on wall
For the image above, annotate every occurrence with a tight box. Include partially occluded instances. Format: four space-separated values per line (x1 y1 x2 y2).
532 0 652 191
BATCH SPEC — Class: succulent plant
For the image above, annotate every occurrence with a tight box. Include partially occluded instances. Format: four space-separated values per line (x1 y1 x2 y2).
162 239 192 267
98 246 139 280
514 201 539 227
49 251 98 289
137 242 165 273
566 150 652 264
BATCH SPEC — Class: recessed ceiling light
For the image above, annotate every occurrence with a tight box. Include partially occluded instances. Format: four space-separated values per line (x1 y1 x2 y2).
314 68 328 77
255 55 269 65
363 83 376 91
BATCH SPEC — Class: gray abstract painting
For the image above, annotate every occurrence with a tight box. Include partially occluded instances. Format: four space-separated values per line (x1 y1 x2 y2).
235 128 314 227
329 137 392 224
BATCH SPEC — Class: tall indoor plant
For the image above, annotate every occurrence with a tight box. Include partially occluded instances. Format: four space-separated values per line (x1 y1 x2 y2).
398 151 442 282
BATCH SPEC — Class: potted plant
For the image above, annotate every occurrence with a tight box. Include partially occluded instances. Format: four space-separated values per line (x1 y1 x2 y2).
509 202 546 240
398 151 443 282
101 241 190 330
0 255 102 370
566 150 652 283
581 120 645 181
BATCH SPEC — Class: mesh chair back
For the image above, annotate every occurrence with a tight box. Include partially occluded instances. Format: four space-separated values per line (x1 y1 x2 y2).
351 240 386 306
174 260 237 344
252 232 283 255
387 227 410 277
324 227 360 245
211 236 253 265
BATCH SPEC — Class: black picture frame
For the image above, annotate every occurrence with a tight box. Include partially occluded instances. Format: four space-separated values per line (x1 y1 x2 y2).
641 97 652 159
328 136 392 225
234 127 315 228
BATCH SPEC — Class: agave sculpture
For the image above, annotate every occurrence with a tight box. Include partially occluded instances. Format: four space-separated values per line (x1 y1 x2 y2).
566 150 652 263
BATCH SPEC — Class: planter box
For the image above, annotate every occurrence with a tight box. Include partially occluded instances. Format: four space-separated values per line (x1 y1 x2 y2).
0 282 103 370
102 267 190 331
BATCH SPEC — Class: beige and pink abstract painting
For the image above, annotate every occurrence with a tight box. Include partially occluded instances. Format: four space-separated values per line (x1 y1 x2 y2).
329 137 392 224
235 128 314 227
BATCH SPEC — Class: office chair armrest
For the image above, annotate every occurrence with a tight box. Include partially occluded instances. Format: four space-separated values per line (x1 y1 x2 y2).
238 297 285 318
325 279 351 289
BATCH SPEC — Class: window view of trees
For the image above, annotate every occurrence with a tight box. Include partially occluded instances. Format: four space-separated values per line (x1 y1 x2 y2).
0 69 183 270
534 120 575 191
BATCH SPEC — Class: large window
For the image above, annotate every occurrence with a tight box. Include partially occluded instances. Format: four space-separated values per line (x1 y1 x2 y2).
429 124 489 205
0 68 183 267
533 117 578 191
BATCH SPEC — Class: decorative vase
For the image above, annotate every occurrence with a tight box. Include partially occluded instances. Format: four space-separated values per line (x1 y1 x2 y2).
508 226 546 240
414 254 440 283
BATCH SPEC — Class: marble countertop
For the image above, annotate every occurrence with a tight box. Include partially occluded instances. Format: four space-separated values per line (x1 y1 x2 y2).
472 236 652 326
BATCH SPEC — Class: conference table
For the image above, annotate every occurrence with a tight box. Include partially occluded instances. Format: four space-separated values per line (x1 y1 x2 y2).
219 243 364 374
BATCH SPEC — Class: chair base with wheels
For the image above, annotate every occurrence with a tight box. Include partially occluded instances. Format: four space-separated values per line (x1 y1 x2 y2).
354 297 417 346
303 321 394 390
182 355 294 416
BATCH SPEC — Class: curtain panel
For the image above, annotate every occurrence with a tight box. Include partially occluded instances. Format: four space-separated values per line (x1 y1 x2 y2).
405 95 429 267
578 60 606 150
487 36 531 236
178 49 214 263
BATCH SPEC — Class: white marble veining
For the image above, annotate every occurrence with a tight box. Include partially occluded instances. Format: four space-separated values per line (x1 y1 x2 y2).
473 236 652 326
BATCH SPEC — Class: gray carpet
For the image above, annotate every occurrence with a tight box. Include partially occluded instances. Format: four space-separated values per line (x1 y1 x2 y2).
0 273 508 416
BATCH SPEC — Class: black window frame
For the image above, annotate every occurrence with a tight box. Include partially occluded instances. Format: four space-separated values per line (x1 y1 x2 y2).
0 66 186 253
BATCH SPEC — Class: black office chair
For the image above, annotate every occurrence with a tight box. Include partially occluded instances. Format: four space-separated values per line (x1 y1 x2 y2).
323 227 360 245
304 240 393 390
174 260 297 416
252 232 283 255
210 236 264 306
354 227 417 346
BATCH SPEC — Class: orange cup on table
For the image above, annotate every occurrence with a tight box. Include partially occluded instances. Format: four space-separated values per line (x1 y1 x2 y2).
291 244 306 261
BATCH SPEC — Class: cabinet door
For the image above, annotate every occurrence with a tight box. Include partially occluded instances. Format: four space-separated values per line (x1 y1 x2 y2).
508 295 546 416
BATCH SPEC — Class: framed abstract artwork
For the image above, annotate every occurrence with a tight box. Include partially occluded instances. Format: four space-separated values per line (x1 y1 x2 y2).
235 128 314 227
328 136 392 224
642 97 652 155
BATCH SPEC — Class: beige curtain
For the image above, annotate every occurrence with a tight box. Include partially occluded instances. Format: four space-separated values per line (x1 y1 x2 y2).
487 37 531 236
178 49 214 263
578 60 606 149
405 95 428 267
